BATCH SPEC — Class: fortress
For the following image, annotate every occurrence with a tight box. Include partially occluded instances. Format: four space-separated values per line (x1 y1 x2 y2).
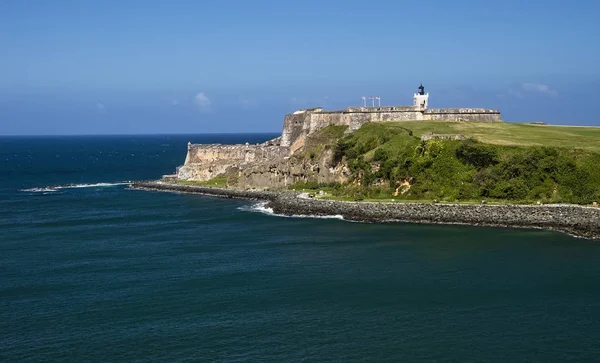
176 85 502 182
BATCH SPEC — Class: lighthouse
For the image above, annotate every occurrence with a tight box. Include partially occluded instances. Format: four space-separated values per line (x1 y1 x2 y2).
413 83 429 110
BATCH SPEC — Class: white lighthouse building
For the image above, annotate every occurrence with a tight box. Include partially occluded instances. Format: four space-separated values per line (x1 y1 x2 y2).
413 84 429 110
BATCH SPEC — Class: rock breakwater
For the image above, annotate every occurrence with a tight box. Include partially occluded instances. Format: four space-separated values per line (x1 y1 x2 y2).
132 181 600 240
132 181 282 201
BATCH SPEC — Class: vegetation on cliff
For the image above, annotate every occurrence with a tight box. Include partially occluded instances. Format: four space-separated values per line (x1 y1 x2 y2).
295 123 600 204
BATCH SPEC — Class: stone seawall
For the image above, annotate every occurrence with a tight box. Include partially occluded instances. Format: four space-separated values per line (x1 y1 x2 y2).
425 108 502 122
132 181 282 200
132 181 600 240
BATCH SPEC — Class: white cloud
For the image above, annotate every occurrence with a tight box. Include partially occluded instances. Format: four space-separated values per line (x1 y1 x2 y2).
194 92 211 110
170 99 180 106
95 103 106 113
521 83 558 96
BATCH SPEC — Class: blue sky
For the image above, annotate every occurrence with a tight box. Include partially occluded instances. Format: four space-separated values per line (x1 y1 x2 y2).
1 0 599 134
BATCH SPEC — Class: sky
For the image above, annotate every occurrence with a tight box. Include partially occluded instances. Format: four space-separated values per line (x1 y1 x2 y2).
1 0 599 135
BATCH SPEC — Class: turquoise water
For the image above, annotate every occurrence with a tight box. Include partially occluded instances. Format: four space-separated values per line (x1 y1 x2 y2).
1 135 600 362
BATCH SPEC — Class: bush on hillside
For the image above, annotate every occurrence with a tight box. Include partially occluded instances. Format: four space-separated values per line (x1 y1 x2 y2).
332 123 600 204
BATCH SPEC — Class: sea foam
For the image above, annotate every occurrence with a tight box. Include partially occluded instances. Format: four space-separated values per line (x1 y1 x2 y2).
239 201 345 220
21 182 131 193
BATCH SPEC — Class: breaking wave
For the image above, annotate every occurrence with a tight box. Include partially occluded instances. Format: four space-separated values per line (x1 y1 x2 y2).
238 201 345 220
20 182 131 193
20 187 60 193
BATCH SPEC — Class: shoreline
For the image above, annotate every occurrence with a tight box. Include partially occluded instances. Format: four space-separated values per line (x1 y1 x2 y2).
131 181 600 240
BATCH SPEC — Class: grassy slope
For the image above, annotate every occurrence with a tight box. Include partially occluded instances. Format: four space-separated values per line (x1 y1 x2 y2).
300 125 348 157
177 176 228 187
295 122 600 205
389 121 600 153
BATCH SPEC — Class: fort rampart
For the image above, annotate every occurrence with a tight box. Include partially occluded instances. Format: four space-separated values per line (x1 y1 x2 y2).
176 100 502 181
280 107 502 148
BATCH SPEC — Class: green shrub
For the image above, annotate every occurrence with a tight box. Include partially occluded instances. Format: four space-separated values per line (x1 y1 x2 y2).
327 122 600 204
456 140 498 168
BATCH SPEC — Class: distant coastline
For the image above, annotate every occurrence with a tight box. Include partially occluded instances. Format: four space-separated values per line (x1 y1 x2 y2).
132 181 600 240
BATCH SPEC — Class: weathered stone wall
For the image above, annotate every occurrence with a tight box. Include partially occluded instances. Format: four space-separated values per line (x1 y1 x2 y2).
178 143 289 181
424 108 502 122
281 107 426 148
280 111 311 149
281 108 348 150
280 107 502 149
420 134 470 141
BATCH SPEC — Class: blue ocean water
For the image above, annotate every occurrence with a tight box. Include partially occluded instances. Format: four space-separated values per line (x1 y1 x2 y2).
1 134 600 362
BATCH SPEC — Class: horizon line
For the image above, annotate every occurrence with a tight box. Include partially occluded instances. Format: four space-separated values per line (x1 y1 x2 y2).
0 131 282 137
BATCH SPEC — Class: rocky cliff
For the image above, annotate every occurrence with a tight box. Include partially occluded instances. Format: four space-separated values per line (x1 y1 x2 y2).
233 146 351 189
177 142 289 182
175 104 502 189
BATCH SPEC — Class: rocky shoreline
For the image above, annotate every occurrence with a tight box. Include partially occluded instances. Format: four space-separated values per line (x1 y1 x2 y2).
131 181 600 240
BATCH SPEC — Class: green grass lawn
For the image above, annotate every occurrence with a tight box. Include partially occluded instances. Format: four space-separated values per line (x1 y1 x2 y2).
387 121 600 153
177 175 228 187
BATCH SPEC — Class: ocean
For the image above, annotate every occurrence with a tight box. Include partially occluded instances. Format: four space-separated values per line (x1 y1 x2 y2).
1 134 600 362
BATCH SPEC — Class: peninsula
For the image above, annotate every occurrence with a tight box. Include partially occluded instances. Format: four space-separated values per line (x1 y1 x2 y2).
133 85 600 239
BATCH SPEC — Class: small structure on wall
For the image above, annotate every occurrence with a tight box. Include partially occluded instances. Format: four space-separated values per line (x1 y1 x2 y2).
413 84 429 110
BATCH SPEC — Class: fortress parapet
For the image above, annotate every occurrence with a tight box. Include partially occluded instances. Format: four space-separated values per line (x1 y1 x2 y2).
424 108 501 122
280 85 502 149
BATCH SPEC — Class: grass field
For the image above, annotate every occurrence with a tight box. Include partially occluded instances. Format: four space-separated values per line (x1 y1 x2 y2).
388 121 600 153
177 176 228 187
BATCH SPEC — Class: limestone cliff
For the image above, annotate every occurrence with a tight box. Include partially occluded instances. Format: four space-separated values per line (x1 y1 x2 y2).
233 147 351 189
177 126 351 189
177 141 289 182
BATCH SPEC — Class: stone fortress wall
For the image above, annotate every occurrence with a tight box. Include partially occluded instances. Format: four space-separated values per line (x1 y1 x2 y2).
176 85 503 181
280 106 502 148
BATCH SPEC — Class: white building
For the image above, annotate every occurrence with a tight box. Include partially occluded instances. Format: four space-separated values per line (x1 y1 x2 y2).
413 84 429 110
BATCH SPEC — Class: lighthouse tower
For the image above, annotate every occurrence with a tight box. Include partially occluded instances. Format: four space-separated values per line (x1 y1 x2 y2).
413 84 429 110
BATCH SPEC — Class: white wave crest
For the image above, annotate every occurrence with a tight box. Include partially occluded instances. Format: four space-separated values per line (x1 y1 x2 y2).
20 187 59 193
21 182 131 193
59 182 129 189
239 202 345 220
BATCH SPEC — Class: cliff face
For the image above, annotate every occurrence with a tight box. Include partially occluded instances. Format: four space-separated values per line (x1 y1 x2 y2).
175 105 503 188
175 123 351 189
234 147 350 189
177 143 289 181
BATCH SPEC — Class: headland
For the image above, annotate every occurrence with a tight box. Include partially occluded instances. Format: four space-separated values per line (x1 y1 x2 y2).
135 84 600 239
